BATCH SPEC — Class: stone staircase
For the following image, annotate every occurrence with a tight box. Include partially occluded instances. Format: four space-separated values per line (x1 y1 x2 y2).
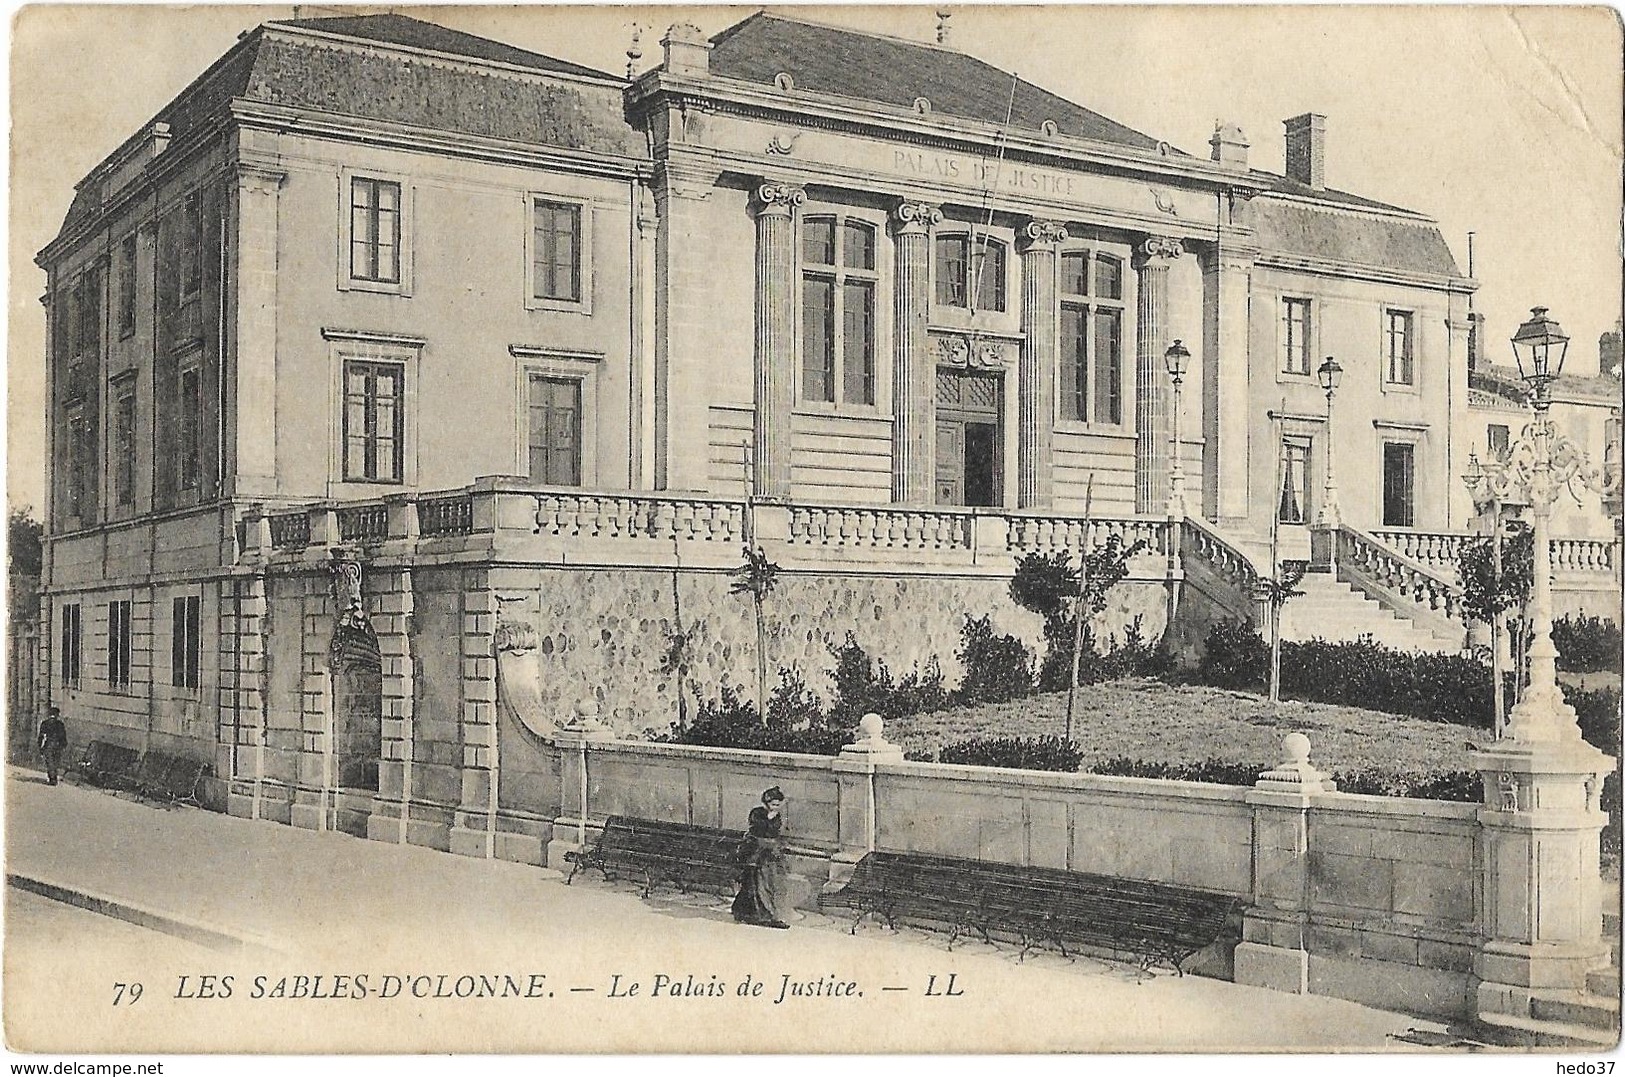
1475 907 1621 1048
1278 571 1461 652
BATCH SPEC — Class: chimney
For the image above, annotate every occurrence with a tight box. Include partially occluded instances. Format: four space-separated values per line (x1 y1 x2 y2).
661 23 710 76
1283 113 1326 189
1209 121 1249 169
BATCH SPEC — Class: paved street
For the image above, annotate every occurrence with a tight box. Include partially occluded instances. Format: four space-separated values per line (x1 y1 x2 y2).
3 766 1466 1055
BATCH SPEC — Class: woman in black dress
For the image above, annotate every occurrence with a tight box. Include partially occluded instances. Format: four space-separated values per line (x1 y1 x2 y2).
732 787 790 929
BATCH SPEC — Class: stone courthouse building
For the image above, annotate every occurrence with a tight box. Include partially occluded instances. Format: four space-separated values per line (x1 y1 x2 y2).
35 12 1615 845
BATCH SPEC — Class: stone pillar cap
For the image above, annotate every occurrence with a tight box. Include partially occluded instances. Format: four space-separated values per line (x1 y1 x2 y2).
1254 732 1336 793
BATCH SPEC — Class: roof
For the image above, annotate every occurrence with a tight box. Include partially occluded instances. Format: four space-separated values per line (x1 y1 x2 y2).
1250 170 1414 215
707 12 1169 153
1249 196 1462 279
269 13 619 82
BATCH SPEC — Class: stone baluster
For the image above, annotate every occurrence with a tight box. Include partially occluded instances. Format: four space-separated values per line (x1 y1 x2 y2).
891 200 942 504
1134 237 1185 514
1017 220 1068 508
751 181 805 500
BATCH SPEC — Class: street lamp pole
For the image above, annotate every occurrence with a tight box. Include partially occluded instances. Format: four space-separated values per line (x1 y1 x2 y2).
1315 356 1343 527
1164 339 1191 518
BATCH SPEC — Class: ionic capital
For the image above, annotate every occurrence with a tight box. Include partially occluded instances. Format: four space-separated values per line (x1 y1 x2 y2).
1134 236 1186 269
891 199 943 235
752 180 807 218
1016 219 1069 253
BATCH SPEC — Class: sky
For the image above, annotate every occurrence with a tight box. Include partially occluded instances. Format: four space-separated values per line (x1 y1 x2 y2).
7 2 1623 513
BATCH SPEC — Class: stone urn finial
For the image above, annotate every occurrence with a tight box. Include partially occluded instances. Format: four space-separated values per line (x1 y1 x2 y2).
1254 732 1335 794
840 713 903 762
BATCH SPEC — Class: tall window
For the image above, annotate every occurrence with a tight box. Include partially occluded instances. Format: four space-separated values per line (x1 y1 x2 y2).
934 232 1006 312
343 360 404 483
112 375 137 508
350 178 401 284
1487 424 1510 460
1279 439 1310 524
532 199 582 303
1282 298 1312 375
171 595 201 690
108 600 132 688
178 367 201 492
60 604 82 688
1383 442 1416 527
1059 250 1125 425
528 375 582 485
179 191 203 299
1385 310 1415 385
117 233 137 338
801 216 877 405
63 403 87 520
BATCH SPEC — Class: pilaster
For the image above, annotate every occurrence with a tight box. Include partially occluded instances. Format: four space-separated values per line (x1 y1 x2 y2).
450 572 499 858
367 568 417 845
545 702 616 869
653 157 723 492
220 573 268 820
751 180 806 500
230 161 285 499
1134 237 1184 514
1200 236 1258 524
1017 220 1067 508
890 200 941 504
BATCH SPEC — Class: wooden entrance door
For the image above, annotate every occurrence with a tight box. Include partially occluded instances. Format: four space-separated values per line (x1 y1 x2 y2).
935 368 1003 507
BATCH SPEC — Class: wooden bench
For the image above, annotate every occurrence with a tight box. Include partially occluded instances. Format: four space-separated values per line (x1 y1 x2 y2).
133 752 210 806
564 816 746 898
75 741 141 789
819 850 1238 975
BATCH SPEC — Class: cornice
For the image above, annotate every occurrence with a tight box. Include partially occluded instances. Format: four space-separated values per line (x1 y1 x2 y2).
509 344 606 363
630 70 1270 197
321 327 429 349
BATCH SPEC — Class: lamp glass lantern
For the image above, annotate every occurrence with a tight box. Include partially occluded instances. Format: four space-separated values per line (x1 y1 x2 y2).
1510 306 1570 385
1317 355 1343 397
1164 339 1191 384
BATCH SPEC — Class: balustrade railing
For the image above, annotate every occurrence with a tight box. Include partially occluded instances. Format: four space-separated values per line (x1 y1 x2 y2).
1372 529 1616 578
418 494 475 537
787 504 972 550
1337 525 1465 628
337 503 389 543
1006 514 1168 557
1549 536 1618 575
267 512 311 550
534 492 744 544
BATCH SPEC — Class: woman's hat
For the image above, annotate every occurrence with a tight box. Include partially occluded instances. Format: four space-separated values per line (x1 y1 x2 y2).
761 786 786 803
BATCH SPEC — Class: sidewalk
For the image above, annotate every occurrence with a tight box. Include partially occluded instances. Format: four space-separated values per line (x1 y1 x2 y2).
4 767 1464 1054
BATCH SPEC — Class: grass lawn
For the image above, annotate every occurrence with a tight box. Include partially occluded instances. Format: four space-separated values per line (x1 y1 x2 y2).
886 677 1487 776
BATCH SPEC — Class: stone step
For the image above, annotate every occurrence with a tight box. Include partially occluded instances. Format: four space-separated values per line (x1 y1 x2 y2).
1532 991 1621 1031
1588 966 1619 997
1475 1010 1620 1049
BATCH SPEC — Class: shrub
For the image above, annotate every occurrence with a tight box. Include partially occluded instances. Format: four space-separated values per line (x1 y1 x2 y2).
827 632 948 724
662 676 851 756
1198 620 1268 690
1553 614 1623 674
1090 757 1483 802
954 615 1034 705
938 735 1082 772
1010 538 1151 690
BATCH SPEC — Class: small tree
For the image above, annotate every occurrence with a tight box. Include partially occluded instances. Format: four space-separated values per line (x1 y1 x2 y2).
1261 559 1309 704
729 544 781 724
1458 524 1534 736
659 569 697 731
8 507 43 625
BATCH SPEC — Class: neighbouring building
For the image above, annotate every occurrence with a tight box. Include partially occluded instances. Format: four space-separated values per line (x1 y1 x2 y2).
34 13 1618 837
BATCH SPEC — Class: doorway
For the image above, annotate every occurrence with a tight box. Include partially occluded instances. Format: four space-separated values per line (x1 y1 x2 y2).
935 368 1003 507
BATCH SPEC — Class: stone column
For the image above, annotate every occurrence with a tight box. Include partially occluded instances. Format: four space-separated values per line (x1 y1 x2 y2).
751 180 806 500
1235 734 1337 994
1201 229 1259 525
1134 237 1184 514
1016 220 1068 509
890 200 941 504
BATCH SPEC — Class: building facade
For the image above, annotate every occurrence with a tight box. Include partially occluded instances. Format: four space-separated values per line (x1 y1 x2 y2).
33 13 1616 828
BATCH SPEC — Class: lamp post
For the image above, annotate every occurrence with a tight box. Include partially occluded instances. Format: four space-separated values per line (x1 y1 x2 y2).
1315 356 1343 526
1164 339 1191 518
1466 307 1618 1020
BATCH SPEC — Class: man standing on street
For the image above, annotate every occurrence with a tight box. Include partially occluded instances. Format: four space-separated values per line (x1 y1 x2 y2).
37 706 67 786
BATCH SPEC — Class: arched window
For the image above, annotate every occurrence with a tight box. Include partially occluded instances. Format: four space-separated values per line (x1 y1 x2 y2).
934 232 1006 313
801 216 878 405
1058 250 1124 424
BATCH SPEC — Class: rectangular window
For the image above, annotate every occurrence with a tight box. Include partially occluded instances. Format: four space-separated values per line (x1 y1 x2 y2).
349 178 401 284
343 360 404 483
75 269 101 361
934 233 1007 312
1059 250 1125 425
527 375 582 486
108 600 132 688
1487 424 1510 459
171 595 201 690
178 367 201 491
935 234 967 307
63 403 87 520
1383 442 1416 527
112 376 137 507
1093 307 1122 425
117 233 137 338
180 192 203 299
1385 310 1415 385
531 199 581 302
60 604 82 688
1060 302 1087 422
1282 298 1312 375
971 237 1005 312
1279 440 1311 524
801 216 877 406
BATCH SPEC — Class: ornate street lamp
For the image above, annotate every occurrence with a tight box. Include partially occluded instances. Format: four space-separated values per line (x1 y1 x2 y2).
1315 356 1343 526
1471 308 1616 742
1164 339 1191 517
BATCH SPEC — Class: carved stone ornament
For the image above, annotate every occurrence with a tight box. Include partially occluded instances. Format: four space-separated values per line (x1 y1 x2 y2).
1148 186 1179 217
933 332 1011 370
765 131 800 156
328 554 366 629
1497 771 1520 812
773 71 795 91
753 181 807 216
1040 119 1059 137
494 594 558 740
913 97 932 115
1135 236 1186 265
892 200 944 233
1017 219 1069 250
